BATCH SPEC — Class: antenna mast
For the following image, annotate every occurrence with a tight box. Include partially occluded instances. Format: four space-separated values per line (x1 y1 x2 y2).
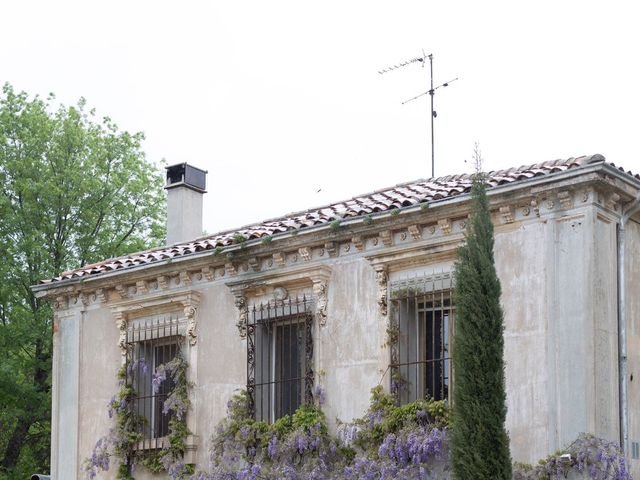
379 52 457 178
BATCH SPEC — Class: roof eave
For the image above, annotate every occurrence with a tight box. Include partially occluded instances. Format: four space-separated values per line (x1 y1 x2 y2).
34 158 638 294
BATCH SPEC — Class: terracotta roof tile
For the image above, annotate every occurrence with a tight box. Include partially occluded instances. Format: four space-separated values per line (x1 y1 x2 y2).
41 154 632 284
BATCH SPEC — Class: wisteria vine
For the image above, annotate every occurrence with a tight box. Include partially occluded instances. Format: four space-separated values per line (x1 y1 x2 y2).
83 351 193 479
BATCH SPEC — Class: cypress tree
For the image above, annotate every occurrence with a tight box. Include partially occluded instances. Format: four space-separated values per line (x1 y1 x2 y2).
451 167 512 479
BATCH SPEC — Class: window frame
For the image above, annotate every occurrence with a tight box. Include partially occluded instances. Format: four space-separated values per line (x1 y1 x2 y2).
125 314 183 450
246 296 314 423
389 272 454 405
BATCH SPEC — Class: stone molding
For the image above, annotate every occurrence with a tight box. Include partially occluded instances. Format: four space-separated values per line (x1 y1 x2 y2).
37 183 623 317
110 290 201 361
227 265 332 336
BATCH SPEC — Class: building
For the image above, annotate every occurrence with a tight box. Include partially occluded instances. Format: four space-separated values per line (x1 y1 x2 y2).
34 155 640 478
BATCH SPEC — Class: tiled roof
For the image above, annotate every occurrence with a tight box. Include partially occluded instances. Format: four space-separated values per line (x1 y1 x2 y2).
40 154 635 285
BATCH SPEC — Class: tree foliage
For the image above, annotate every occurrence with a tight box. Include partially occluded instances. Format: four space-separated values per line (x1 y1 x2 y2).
451 151 512 479
0 83 166 478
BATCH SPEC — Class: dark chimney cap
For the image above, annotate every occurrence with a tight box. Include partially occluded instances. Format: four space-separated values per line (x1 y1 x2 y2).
165 163 207 193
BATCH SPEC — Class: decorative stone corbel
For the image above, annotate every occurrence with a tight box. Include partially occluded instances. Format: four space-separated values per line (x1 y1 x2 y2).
438 219 452 235
530 198 540 217
299 247 312 262
324 241 338 257
234 293 248 338
225 262 237 276
157 276 169 290
407 225 422 241
95 288 108 303
184 305 198 346
273 252 286 267
380 230 394 247
375 268 388 316
79 292 90 307
115 284 129 299
248 257 260 272
54 295 69 310
201 266 214 281
351 236 365 252
557 190 573 210
180 271 192 287
312 280 328 326
136 280 149 295
606 192 620 211
114 312 128 363
499 205 515 224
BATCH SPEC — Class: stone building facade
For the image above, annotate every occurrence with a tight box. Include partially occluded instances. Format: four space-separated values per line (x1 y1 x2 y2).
34 155 640 478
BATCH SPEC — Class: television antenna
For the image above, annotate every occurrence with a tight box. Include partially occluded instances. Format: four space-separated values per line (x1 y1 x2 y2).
379 51 458 178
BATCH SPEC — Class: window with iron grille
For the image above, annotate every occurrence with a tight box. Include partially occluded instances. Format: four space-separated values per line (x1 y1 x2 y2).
389 272 454 405
246 296 314 422
126 314 182 449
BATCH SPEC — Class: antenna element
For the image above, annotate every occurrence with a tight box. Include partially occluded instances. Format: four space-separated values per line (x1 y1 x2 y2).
379 52 457 178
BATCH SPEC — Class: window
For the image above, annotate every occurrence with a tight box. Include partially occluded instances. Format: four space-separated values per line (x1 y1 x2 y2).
389 272 454 405
126 314 181 449
246 296 314 422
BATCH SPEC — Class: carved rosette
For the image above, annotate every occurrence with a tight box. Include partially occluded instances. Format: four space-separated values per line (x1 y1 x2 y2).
234 294 248 338
375 269 388 316
184 305 198 346
313 281 328 326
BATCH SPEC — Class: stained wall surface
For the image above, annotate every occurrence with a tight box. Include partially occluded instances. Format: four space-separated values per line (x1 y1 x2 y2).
51 190 639 478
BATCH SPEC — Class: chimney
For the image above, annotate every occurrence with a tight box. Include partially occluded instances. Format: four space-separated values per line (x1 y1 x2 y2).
165 163 207 244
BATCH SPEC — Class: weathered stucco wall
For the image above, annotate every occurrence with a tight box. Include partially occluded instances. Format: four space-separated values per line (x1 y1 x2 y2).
47 178 640 478
77 306 121 480
318 257 383 428
495 219 551 463
625 218 640 476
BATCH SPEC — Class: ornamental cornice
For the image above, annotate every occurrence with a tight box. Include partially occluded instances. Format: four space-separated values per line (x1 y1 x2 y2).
110 289 202 360
226 264 332 336
38 174 636 313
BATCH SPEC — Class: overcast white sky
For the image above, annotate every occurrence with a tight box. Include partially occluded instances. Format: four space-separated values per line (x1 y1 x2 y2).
2 1 639 235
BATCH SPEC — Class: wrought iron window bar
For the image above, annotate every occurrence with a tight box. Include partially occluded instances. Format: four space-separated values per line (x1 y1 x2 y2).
126 314 182 450
389 272 454 405
246 295 314 422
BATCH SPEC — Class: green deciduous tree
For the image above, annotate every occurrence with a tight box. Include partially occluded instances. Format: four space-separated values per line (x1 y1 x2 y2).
0 83 166 478
451 149 511 479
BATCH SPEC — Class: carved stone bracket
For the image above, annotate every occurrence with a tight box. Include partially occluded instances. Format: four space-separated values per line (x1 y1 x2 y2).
606 192 620 211
201 266 214 281
273 252 286 268
234 293 248 338
248 257 260 272
530 198 540 217
115 284 129 299
557 190 573 210
54 295 69 310
324 241 338 258
375 268 388 316
312 279 328 326
352 236 365 252
157 276 169 290
407 225 422 241
180 271 192 287
380 230 394 247
225 262 237 276
92 288 106 303
438 219 452 235
184 305 198 346
299 247 312 262
136 280 149 295
114 312 128 363
499 205 515 224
